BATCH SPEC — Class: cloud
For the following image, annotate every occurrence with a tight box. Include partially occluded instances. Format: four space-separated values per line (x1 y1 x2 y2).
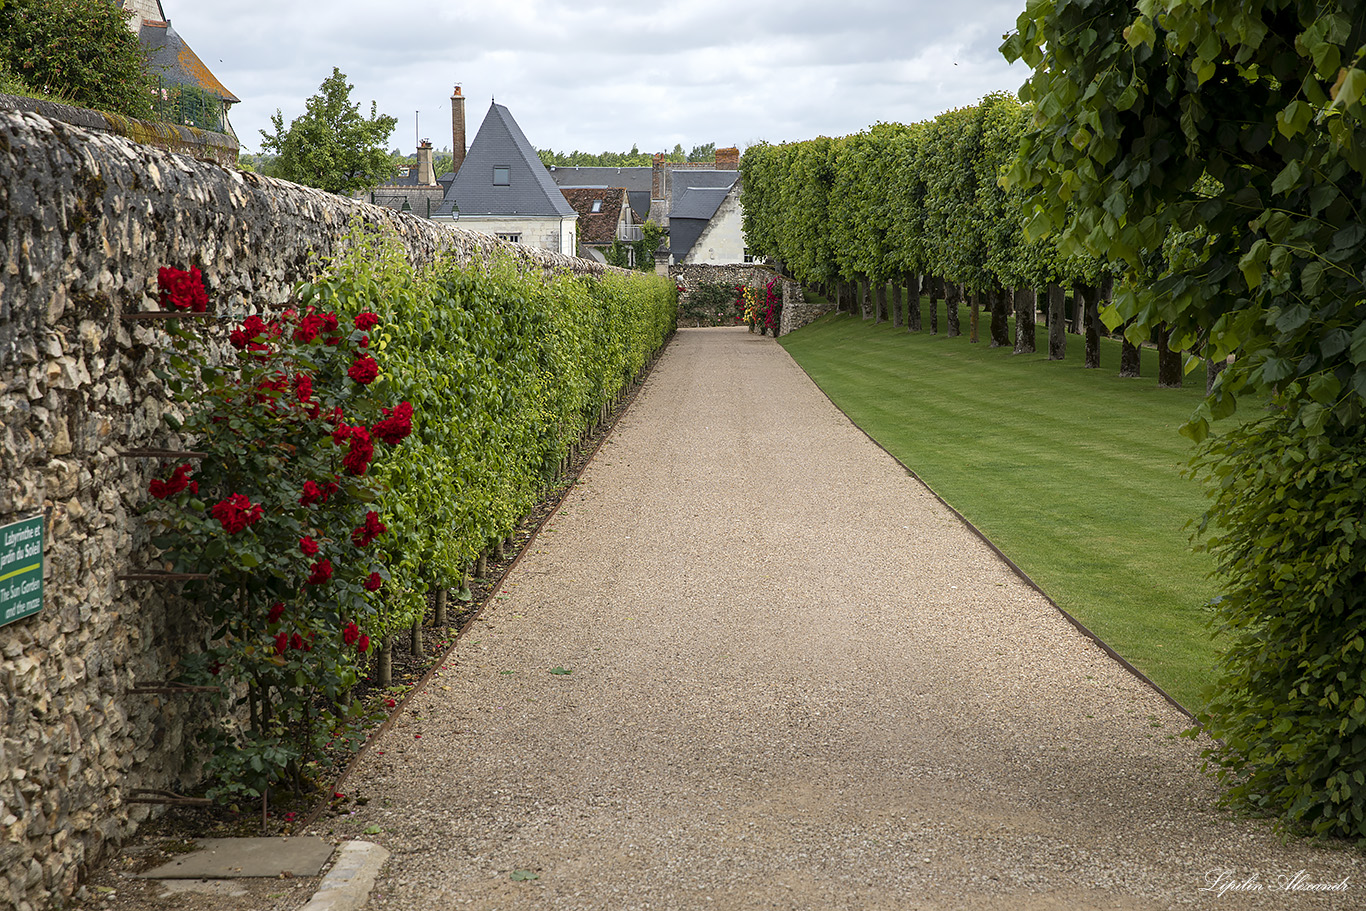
166 0 1029 154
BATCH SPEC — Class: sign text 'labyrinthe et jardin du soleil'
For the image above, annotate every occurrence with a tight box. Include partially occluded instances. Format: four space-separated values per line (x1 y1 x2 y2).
0 516 44 627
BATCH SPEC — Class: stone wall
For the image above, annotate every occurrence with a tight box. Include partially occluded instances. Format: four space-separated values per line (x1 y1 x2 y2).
0 107 615 911
670 263 818 336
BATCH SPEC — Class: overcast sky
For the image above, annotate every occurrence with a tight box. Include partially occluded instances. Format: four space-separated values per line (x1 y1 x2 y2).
166 0 1031 157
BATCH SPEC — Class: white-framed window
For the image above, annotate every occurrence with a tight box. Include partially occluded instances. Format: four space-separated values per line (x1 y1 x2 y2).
743 248 756 263
496 232 522 244
493 166 510 186
591 199 603 213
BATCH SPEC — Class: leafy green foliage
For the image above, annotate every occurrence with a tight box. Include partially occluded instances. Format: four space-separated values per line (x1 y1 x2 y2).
679 281 742 327
1191 416 1366 840
1003 0 1366 441
0 0 155 118
259 68 398 195
1006 0 1366 840
538 145 652 167
303 224 676 644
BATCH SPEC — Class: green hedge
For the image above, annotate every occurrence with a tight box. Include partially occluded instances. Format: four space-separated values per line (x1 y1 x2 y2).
303 227 676 643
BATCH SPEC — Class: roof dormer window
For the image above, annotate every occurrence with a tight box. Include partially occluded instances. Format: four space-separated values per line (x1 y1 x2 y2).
591 199 603 213
493 166 510 186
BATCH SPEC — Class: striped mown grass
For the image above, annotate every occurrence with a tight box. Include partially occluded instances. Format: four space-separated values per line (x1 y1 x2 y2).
780 304 1223 711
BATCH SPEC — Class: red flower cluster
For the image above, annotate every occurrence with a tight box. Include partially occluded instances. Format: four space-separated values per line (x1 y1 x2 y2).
229 315 269 350
268 602 285 623
306 558 333 585
334 424 374 475
351 511 386 547
211 493 263 534
348 355 379 385
364 572 383 591
354 312 380 331
294 374 314 403
357 634 370 654
149 464 196 499
273 630 314 654
342 621 360 645
371 401 413 445
158 266 208 312
298 480 339 506
294 313 325 343
299 536 319 556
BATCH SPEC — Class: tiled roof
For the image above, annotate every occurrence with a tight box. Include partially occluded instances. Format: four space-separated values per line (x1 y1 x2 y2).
138 22 239 103
434 103 575 219
561 188 626 245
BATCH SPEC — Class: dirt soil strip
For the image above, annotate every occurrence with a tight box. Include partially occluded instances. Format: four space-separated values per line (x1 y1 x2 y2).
316 327 1364 911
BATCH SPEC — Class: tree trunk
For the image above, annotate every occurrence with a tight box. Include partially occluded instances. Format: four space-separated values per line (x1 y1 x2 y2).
1084 291 1101 369
944 279 959 337
969 287 981 343
990 285 1010 348
906 274 921 331
890 281 903 328
873 280 886 324
410 616 423 657
1013 287 1036 354
1119 323 1141 377
928 276 940 334
1047 283 1066 360
1070 283 1086 334
1206 355 1228 394
433 583 447 626
859 278 871 319
378 638 393 687
1157 324 1183 388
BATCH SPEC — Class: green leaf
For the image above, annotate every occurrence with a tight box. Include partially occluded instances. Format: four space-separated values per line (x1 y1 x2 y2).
1331 67 1366 110
363 824 382 835
1124 16 1156 50
510 870 539 882
549 666 572 675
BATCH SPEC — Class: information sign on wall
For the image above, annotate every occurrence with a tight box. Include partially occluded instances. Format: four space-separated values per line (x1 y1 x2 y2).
0 515 44 627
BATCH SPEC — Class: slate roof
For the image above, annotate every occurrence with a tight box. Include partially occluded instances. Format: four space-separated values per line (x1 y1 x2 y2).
434 103 575 219
547 166 652 193
138 21 239 103
670 169 739 195
667 174 739 260
671 186 730 221
627 190 651 222
561 188 627 245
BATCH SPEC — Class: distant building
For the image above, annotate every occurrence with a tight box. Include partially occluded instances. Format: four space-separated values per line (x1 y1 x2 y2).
365 140 445 218
432 101 577 256
117 1 239 137
559 187 643 265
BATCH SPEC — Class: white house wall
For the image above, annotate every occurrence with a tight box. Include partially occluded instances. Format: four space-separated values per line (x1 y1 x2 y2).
443 215 577 256
681 188 746 265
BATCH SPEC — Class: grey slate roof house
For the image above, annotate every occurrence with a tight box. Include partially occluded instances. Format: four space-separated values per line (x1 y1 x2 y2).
117 1 239 137
664 170 741 264
365 140 445 217
432 102 578 256
548 166 653 224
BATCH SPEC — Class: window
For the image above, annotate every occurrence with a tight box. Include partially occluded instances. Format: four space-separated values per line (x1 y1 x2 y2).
591 199 603 213
495 232 522 244
492 166 510 186
743 248 756 263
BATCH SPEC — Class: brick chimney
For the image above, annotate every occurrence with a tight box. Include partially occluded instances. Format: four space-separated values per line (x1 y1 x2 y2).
716 146 740 169
416 140 435 185
451 85 466 176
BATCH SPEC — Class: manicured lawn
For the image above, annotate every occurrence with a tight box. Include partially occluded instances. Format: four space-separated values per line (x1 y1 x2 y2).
781 305 1222 711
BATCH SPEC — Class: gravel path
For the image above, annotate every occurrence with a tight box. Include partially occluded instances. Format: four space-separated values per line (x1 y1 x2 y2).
320 326 1363 910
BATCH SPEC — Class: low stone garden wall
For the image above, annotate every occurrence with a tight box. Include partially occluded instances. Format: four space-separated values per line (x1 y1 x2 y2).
669 263 822 336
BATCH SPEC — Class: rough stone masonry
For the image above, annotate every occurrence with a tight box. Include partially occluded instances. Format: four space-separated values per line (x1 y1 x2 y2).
0 107 617 911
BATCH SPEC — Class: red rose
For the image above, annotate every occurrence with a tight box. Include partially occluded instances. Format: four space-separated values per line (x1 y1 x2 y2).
299 480 324 506
148 464 193 499
347 355 379 385
319 312 339 333
358 335 369 348
342 427 374 476
357 634 370 654
274 631 288 655
364 572 383 592
342 621 360 645
230 315 267 349
351 510 387 547
290 632 304 651
372 401 413 445
299 536 319 556
354 312 379 330
268 602 285 624
294 374 314 403
306 558 333 585
293 313 325 343
158 266 208 312
211 493 262 534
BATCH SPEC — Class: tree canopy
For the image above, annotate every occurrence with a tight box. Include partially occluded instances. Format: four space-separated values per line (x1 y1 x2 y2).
259 67 398 196
0 0 155 118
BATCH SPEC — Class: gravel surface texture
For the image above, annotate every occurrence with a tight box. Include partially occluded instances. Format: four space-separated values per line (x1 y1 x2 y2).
317 326 1363 910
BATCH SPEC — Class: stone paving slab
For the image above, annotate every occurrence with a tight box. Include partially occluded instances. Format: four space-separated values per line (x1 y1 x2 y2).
138 837 335 879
